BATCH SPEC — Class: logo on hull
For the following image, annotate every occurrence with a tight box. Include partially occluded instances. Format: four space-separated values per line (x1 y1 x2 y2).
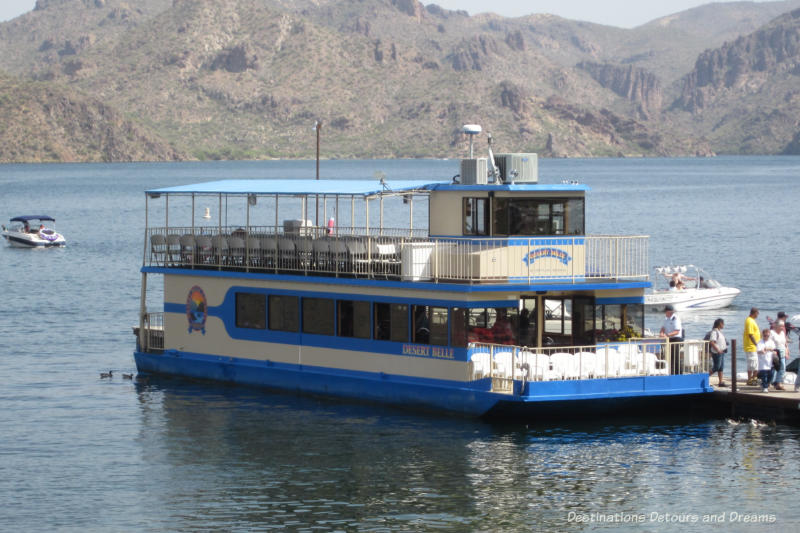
186 285 207 334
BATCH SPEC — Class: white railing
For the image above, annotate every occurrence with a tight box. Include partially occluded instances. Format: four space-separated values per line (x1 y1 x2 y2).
141 312 164 352
145 226 648 283
468 339 710 393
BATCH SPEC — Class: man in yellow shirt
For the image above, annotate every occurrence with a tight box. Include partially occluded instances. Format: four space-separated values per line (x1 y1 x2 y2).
743 307 761 385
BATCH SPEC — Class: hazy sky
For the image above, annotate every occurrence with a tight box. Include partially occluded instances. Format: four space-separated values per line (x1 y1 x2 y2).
0 0 773 28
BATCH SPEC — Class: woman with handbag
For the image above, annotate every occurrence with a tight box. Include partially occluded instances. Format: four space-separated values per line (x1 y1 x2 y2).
708 319 727 387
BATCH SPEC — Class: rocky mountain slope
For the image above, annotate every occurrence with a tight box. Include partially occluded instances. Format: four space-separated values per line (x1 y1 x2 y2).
0 0 798 161
670 8 800 154
0 72 185 162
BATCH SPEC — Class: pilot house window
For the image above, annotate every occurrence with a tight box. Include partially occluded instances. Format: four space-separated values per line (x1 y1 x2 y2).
463 198 489 235
492 197 584 236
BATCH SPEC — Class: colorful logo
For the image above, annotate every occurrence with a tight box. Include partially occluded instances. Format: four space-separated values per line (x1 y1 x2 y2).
186 285 207 334
523 247 572 266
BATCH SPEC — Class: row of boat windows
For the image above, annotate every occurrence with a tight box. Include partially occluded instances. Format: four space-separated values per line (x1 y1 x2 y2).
235 292 643 347
463 197 585 236
236 292 452 345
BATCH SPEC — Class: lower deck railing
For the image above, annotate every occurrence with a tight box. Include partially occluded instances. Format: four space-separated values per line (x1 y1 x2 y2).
469 339 711 393
139 312 164 353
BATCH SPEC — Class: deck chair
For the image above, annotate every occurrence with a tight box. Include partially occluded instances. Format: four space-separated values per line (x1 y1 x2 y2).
211 235 229 267
166 234 181 266
227 236 245 266
149 234 167 266
195 235 213 265
179 234 196 266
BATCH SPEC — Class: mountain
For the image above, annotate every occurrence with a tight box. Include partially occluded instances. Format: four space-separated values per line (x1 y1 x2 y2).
0 0 799 162
670 8 800 154
0 71 185 162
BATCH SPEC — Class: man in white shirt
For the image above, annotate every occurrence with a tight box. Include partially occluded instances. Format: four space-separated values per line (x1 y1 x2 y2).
660 305 684 374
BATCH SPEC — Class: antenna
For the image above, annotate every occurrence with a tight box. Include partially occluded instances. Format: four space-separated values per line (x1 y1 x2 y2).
487 133 499 183
462 124 482 158
375 171 390 191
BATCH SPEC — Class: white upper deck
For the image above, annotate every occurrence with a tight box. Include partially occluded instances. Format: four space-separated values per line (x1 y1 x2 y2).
143 177 647 286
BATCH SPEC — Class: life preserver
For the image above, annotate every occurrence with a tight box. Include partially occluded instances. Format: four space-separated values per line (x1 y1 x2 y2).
38 228 58 241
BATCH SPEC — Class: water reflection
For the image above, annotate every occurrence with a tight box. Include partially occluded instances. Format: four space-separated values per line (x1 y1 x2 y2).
134 379 800 530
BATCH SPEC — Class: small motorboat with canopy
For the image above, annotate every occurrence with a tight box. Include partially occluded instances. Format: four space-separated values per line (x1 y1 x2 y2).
644 265 739 311
1 215 66 247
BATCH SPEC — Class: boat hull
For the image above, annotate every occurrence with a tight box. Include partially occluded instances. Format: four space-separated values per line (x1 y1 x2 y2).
2 231 66 247
644 287 740 311
134 349 713 419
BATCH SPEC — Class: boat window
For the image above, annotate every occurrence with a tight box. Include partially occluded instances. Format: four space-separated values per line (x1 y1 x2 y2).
452 306 518 346
626 304 644 338
463 198 489 235
492 197 584 236
518 299 536 347
337 300 371 339
303 298 335 336
235 292 266 329
268 295 299 332
412 305 448 346
571 297 595 347
594 304 644 342
543 298 573 346
374 303 409 342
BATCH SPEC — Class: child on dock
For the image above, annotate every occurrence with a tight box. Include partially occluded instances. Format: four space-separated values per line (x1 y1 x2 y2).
757 328 777 393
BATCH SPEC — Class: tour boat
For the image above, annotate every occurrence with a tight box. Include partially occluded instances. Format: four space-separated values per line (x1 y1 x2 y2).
133 127 713 419
644 265 740 312
1 215 66 247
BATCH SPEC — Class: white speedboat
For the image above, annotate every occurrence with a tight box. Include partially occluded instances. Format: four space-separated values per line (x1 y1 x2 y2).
645 265 739 311
1 215 66 247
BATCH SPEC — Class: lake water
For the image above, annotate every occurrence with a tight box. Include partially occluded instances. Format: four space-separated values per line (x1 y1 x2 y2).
1 157 800 531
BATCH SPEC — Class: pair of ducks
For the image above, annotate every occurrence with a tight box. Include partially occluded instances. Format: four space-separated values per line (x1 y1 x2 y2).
99 370 134 380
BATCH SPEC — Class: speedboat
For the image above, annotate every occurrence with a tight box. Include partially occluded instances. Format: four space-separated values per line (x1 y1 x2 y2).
645 265 739 311
1 215 66 247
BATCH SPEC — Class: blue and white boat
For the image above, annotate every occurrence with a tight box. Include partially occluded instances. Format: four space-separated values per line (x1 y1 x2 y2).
2 215 66 247
134 128 713 419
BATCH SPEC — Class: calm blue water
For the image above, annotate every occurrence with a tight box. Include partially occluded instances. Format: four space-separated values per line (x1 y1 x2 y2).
2 157 800 531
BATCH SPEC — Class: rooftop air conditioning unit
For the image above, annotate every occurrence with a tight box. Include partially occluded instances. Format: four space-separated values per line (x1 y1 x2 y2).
494 153 538 183
283 219 313 236
460 158 488 185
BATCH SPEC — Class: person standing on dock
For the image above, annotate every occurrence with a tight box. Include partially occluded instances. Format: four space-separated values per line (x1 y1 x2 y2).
743 308 761 386
758 328 777 392
709 318 727 387
659 304 684 374
770 318 788 391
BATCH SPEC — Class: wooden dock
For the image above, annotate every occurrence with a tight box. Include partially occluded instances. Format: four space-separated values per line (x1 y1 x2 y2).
703 380 800 425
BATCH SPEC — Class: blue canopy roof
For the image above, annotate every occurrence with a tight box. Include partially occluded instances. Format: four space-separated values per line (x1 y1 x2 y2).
10 215 56 222
145 179 588 196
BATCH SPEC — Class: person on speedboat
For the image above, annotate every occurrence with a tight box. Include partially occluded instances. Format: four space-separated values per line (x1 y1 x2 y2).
665 271 695 288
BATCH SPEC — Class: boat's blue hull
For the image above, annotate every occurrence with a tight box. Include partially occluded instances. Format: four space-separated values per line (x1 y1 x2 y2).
134 350 713 419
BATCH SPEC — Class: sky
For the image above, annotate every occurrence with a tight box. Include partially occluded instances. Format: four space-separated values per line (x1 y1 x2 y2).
0 0 773 28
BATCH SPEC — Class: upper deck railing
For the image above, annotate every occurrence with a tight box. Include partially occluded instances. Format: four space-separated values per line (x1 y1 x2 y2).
145 225 648 284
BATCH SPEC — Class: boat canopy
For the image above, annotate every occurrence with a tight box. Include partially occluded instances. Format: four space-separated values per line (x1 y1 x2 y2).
9 215 56 222
145 179 588 198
